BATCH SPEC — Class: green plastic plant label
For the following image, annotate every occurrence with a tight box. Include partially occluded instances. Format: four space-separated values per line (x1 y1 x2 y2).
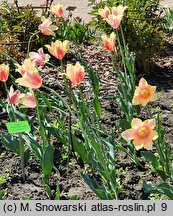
6 121 31 134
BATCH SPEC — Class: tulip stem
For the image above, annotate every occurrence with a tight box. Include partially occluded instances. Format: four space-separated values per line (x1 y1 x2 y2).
11 105 26 182
4 82 25 181
34 91 48 149
116 29 127 73
120 24 126 56
19 133 25 182
60 59 63 75
68 81 73 149
42 85 76 120
45 61 57 68
3 82 10 114
27 31 40 58
67 81 73 178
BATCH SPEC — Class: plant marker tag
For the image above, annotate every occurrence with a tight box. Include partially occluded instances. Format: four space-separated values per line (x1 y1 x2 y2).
6 121 31 134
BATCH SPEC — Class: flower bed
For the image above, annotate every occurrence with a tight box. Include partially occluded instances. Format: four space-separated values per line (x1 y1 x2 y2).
0 1 173 200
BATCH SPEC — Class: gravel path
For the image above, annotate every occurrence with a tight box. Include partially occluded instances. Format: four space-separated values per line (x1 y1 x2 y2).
0 0 173 22
163 0 173 7
0 0 92 22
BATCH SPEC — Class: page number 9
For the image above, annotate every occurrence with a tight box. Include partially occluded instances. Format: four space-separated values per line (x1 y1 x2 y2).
161 203 167 211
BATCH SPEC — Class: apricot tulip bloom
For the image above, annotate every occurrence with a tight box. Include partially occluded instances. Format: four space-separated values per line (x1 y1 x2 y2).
16 70 42 89
122 118 158 150
101 32 116 52
15 58 36 76
9 86 20 105
8 86 36 108
112 5 127 18
132 78 157 106
106 14 121 29
29 48 50 66
106 5 127 29
98 6 110 19
45 40 70 60
50 3 63 18
38 16 57 36
66 62 85 85
0 63 9 82
19 93 37 108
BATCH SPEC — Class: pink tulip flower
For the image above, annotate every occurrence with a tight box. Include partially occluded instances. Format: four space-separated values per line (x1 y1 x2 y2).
50 3 64 18
106 14 121 29
106 5 127 29
122 118 158 150
29 48 50 66
45 40 70 60
112 5 127 18
132 78 157 106
15 59 36 76
9 86 21 105
38 16 57 36
19 93 37 108
98 6 110 20
0 63 9 82
101 32 116 52
16 70 42 90
66 62 85 85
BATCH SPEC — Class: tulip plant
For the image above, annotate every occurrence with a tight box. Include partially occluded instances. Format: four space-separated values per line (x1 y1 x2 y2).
0 2 173 200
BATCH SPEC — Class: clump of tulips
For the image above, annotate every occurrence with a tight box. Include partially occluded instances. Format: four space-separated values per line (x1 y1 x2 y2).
99 3 173 199
0 2 173 200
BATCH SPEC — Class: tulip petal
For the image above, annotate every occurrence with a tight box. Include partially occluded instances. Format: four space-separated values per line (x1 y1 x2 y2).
121 128 135 141
143 139 153 150
144 119 156 129
131 118 143 129
139 77 148 89
16 71 42 89
149 86 157 101
133 138 144 150
151 130 158 140
98 6 110 19
24 72 42 87
19 93 36 108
